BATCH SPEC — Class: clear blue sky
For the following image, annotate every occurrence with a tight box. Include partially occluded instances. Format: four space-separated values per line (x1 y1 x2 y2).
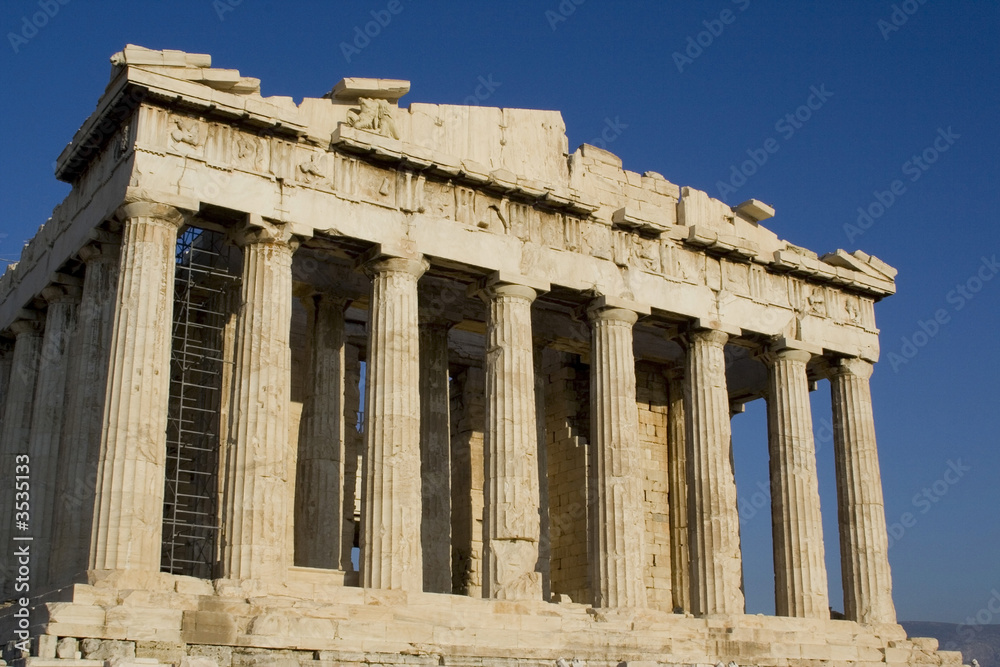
1 1 997 623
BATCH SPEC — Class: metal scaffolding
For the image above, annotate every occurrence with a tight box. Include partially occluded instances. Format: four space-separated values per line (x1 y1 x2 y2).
162 226 241 578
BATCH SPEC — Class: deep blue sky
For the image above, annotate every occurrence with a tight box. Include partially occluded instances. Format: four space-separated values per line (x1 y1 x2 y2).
1 1 997 623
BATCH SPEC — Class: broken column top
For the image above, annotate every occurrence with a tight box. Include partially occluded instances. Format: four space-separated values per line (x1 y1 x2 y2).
326 77 411 103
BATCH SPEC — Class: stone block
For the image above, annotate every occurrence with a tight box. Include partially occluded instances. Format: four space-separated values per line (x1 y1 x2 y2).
179 657 220 667
33 636 57 660
55 638 80 660
181 611 238 645
80 639 136 662
135 642 186 664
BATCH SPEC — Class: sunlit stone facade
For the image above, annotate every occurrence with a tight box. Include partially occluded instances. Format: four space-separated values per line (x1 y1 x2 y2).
0 46 957 667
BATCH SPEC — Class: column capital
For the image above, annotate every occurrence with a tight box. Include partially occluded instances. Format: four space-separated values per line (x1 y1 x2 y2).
470 271 549 304
9 315 43 338
765 337 822 364
78 242 121 265
295 284 351 309
418 312 461 330
360 255 429 280
585 294 649 324
41 284 82 305
115 201 185 227
588 306 638 325
230 215 303 250
688 327 729 348
829 356 874 380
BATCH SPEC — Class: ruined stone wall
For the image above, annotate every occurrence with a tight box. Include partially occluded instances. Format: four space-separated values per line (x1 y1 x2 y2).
544 354 590 604
636 361 673 611
449 365 485 596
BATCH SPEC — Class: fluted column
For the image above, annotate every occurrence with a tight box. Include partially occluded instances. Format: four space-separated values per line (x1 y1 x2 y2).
221 220 298 581
343 343 362 579
588 304 646 608
0 341 12 427
420 319 452 593
766 346 829 618
295 293 348 570
685 328 744 615
360 255 428 591
666 370 690 613
0 318 43 596
50 243 119 583
481 279 544 600
28 286 80 587
830 357 896 624
91 202 183 573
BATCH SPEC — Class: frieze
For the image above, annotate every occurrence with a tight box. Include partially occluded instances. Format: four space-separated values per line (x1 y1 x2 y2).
131 108 890 339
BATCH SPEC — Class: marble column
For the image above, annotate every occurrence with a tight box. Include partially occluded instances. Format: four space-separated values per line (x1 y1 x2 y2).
0 341 12 427
342 343 362 578
295 293 348 570
534 341 551 601
50 243 119 583
685 328 744 615
766 346 829 618
221 221 298 580
91 202 183 573
28 286 80 587
481 278 543 600
588 304 646 608
666 370 690 613
0 317 43 596
420 319 452 593
360 255 427 591
830 357 896 625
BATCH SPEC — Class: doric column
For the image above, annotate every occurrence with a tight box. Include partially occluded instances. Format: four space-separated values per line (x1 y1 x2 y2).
533 341 551 601
684 328 744 615
0 317 43 596
587 302 647 608
666 370 690 613
0 340 12 427
766 345 829 618
343 342 362 579
830 357 896 624
49 243 119 583
419 318 452 593
91 202 183 573
28 285 80 587
360 254 428 591
221 219 298 580
449 365 486 597
479 275 546 600
295 292 349 570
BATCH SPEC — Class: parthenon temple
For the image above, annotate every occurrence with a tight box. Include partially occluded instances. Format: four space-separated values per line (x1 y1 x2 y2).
0 46 962 667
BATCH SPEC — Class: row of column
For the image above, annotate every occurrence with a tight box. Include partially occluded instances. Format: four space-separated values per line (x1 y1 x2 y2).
0 199 894 625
